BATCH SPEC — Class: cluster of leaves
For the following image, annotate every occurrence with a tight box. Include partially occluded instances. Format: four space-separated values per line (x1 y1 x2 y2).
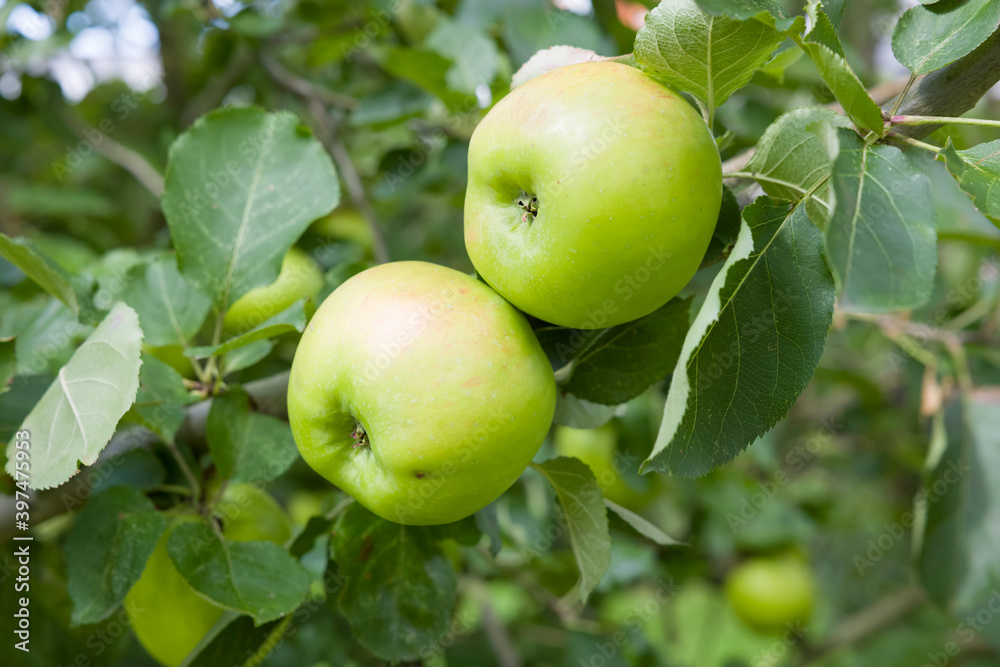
2 0 1000 665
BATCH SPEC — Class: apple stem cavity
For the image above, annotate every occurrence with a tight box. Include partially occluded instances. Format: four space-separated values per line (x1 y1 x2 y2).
516 190 539 224
350 420 370 449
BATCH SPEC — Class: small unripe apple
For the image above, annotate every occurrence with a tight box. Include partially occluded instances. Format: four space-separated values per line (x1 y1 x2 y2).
287 261 556 525
223 247 324 337
465 61 722 329
125 484 291 667
553 424 658 510
725 554 816 633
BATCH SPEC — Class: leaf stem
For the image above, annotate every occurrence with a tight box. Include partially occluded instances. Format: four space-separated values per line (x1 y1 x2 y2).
887 133 942 153
164 440 201 503
892 114 1000 129
323 496 354 521
724 171 832 211
888 72 917 120
241 614 294 667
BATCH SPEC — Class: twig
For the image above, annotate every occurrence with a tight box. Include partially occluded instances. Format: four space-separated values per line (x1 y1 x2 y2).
481 599 522 667
61 112 164 198
892 114 1000 129
886 133 942 153
164 439 201 502
804 585 925 663
259 52 357 110
305 97 391 264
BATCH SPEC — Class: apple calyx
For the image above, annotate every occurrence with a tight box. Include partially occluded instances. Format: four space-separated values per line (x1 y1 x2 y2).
516 191 539 224
350 420 370 449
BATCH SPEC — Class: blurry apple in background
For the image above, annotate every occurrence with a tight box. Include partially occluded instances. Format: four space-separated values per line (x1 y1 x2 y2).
554 423 659 511
465 61 722 329
223 247 324 337
725 553 816 633
288 261 556 525
126 484 291 667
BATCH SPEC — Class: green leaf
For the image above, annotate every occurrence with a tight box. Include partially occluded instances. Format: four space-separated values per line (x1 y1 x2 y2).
941 138 1000 224
643 199 835 477
0 337 13 394
332 503 458 662
0 232 78 314
892 0 1000 76
3 298 89 376
554 392 620 429
745 108 852 227
183 613 288 667
791 17 884 136
371 46 475 109
425 19 500 95
221 339 274 374
4 302 143 490
826 129 938 313
531 457 611 602
206 387 298 483
162 107 340 311
121 256 212 348
65 486 166 625
129 353 197 442
89 447 166 494
185 301 307 359
565 297 691 405
167 519 311 624
702 185 743 263
694 0 795 29
605 499 684 546
475 504 502 556
919 391 1000 611
635 0 785 109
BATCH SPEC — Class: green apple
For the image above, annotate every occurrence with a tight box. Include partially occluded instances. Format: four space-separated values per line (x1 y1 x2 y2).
288 261 556 525
126 484 291 667
725 554 816 633
553 424 658 510
223 247 324 337
465 61 722 329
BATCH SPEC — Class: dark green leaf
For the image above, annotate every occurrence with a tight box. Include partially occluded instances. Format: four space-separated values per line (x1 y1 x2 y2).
892 0 1000 75
183 612 287 667
0 337 13 394
643 198 835 477
65 486 166 625
162 107 340 310
205 387 298 483
332 503 458 662
565 297 691 405
168 519 311 624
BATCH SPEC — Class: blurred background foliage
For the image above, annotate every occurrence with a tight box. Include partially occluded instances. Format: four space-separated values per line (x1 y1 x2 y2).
2 0 1000 666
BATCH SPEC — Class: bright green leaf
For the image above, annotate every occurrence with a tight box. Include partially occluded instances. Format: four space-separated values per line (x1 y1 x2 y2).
892 0 1000 76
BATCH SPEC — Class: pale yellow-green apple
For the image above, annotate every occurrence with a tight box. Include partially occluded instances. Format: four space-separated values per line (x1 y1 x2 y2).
725 554 816 633
287 261 556 525
223 247 324 337
553 424 658 510
465 61 722 328
126 484 291 667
